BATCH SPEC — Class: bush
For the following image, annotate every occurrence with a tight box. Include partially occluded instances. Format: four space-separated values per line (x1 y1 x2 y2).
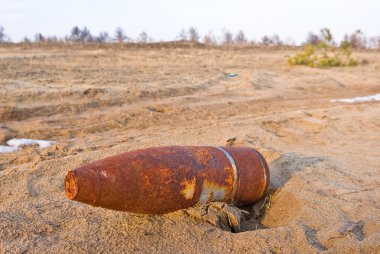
288 28 358 68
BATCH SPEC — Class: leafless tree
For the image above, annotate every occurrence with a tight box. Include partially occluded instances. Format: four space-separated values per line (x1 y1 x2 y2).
376 38 380 49
272 34 282 45
188 27 199 42
284 37 296 46
23 36 31 43
235 30 247 44
70 26 81 42
96 32 110 43
261 34 282 46
222 30 233 45
261 35 270 45
46 36 59 43
203 32 216 45
69 26 93 43
305 32 321 45
139 31 148 43
367 36 380 49
115 27 126 43
34 33 45 42
178 29 187 41
0 26 6 43
79 27 92 43
349 30 366 49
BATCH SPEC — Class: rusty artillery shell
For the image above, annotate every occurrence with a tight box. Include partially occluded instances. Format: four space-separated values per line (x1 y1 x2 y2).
65 146 270 214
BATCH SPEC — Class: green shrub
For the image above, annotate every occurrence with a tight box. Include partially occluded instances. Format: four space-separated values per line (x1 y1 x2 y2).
288 28 358 68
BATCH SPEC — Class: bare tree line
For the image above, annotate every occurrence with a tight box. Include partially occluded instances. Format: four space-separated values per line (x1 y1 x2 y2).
305 29 378 49
0 25 379 49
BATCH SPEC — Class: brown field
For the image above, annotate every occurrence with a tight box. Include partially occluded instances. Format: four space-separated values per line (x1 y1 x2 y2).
0 44 379 253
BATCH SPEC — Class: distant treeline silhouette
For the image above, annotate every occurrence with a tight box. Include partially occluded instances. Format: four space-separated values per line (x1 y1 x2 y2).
0 25 379 49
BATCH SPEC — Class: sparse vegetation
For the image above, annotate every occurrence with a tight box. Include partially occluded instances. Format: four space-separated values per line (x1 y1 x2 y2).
288 28 359 67
0 24 379 50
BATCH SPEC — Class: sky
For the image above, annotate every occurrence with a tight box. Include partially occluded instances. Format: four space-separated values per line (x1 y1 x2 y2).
0 0 379 44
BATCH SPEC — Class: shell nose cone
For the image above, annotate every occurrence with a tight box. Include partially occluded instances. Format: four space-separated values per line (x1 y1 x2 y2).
65 171 78 200
64 164 102 205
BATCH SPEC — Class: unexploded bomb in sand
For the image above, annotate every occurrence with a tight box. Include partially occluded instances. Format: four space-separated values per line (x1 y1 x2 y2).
65 146 270 214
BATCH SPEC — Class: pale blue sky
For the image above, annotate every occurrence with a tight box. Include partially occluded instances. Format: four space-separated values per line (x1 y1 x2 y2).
0 0 379 43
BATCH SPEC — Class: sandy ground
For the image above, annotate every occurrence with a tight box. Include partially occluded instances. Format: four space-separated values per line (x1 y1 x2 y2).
0 44 379 253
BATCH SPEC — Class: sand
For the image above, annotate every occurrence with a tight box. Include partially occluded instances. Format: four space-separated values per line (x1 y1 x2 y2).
0 44 379 253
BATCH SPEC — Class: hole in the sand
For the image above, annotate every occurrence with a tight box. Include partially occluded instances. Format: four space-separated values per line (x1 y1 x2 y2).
237 190 276 232
185 192 275 233
186 153 319 233
234 187 301 232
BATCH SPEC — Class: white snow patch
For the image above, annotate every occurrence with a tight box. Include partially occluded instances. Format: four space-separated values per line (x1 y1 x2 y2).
7 138 55 148
330 93 380 103
0 146 19 153
0 138 56 153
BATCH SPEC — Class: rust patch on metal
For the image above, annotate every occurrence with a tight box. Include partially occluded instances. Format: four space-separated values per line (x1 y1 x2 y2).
180 177 196 200
199 179 228 204
194 149 212 165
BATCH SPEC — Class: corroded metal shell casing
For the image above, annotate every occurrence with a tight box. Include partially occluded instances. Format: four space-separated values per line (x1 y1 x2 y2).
65 146 270 214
